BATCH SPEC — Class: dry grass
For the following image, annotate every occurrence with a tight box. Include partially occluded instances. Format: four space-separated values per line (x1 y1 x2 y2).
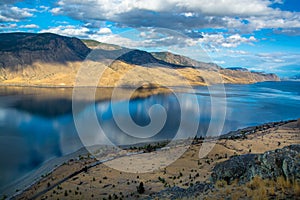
215 180 227 188
15 121 299 200
207 176 300 200
0 59 278 87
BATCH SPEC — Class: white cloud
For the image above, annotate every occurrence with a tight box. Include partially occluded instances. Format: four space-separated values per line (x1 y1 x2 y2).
10 7 34 18
20 24 39 29
52 0 300 34
40 25 90 37
198 33 257 49
39 5 50 12
227 50 249 55
0 4 37 22
87 28 199 49
55 0 274 17
214 60 225 64
272 0 284 4
98 27 112 34
0 23 17 28
50 7 61 14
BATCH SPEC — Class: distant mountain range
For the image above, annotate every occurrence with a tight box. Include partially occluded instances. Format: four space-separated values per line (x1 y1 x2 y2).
0 32 280 87
226 67 249 71
289 74 300 80
280 74 300 81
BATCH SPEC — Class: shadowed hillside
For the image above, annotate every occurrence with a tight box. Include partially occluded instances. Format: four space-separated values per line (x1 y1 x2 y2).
152 51 220 70
0 33 280 87
0 32 91 70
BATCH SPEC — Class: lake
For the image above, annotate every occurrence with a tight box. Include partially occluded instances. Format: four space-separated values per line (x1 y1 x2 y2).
0 81 300 194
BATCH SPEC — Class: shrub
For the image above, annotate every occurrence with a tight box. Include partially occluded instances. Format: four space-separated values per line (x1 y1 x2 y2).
215 180 227 188
158 177 166 184
231 191 243 200
137 182 145 194
294 181 300 196
246 176 263 190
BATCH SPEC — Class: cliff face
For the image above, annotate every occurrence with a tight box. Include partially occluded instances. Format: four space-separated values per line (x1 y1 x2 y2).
0 33 280 86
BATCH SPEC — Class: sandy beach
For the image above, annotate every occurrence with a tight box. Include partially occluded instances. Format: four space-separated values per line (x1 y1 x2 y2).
11 119 300 200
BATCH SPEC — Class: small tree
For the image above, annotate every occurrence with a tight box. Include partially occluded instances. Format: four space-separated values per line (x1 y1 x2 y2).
137 182 145 194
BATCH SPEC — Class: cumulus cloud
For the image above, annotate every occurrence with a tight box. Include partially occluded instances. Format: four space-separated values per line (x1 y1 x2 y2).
98 27 112 34
39 24 116 39
90 28 198 49
227 50 249 55
273 28 300 36
40 25 90 37
51 0 300 34
94 30 258 54
198 33 257 50
50 7 61 14
0 3 37 22
0 23 17 29
20 24 39 29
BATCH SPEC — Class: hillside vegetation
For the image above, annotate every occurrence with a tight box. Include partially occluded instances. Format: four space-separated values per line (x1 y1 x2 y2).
0 33 280 87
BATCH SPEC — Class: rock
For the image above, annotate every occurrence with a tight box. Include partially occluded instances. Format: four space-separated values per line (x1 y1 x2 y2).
147 183 213 200
211 145 300 184
211 154 256 184
297 118 300 128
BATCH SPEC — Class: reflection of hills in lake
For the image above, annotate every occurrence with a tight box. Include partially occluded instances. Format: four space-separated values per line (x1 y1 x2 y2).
0 81 300 192
14 98 73 117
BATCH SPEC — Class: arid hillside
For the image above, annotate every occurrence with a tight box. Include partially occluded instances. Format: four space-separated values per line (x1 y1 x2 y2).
0 33 280 87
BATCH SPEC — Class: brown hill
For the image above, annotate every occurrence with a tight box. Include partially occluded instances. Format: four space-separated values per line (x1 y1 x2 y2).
151 51 220 70
0 32 90 70
0 33 280 87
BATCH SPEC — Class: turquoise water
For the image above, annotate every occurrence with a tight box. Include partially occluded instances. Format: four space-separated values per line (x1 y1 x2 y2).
0 81 299 192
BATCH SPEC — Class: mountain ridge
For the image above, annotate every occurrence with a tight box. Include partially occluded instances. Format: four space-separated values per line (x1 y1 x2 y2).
0 32 90 69
0 32 280 87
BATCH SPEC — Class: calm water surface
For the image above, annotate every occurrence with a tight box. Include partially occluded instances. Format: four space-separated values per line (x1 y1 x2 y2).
0 81 299 193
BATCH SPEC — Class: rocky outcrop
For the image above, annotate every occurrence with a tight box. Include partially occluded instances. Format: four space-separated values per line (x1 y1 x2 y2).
211 145 300 184
150 145 300 199
147 183 213 200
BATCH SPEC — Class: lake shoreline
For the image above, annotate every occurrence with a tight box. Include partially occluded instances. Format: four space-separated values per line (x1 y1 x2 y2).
0 80 283 89
10 118 300 200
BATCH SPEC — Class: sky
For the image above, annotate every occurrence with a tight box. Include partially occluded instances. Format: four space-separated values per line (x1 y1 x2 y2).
0 0 299 77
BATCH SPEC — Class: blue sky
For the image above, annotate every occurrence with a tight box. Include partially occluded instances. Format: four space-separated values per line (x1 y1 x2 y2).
0 0 299 77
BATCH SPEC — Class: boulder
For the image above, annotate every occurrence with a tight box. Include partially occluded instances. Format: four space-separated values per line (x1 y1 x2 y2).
211 145 300 184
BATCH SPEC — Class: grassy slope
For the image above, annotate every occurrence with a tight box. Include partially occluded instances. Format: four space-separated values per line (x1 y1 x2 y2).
0 36 279 87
